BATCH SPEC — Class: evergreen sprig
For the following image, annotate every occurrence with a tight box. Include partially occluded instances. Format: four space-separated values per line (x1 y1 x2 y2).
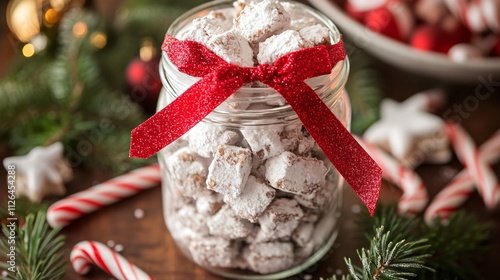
327 204 492 280
0 8 148 173
0 211 66 280
323 226 432 280
345 49 382 135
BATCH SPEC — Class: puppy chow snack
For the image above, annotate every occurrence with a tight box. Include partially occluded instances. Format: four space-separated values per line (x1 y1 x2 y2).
257 30 312 64
294 240 315 260
188 237 238 268
223 175 276 222
187 122 240 157
292 222 314 247
181 14 232 44
280 124 315 155
196 193 223 216
295 181 336 210
265 151 327 195
160 138 187 158
206 29 254 67
311 210 338 246
241 126 284 160
299 24 331 46
207 205 254 239
258 198 304 239
174 173 211 199
206 145 253 198
173 205 209 237
244 241 294 274
166 147 212 198
234 0 291 43
301 210 319 223
166 147 208 181
168 212 199 243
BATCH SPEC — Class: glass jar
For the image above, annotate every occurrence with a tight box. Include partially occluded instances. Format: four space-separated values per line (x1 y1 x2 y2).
157 1 350 279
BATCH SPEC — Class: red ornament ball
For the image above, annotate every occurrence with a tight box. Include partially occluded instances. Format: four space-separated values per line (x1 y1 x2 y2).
491 38 500 56
364 7 403 41
410 24 470 53
125 57 162 114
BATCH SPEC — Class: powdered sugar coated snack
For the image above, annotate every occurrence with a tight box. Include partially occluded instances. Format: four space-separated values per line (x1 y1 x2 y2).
147 0 375 276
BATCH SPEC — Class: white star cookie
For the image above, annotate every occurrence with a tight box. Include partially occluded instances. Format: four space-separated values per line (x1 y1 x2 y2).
363 93 451 167
3 142 73 202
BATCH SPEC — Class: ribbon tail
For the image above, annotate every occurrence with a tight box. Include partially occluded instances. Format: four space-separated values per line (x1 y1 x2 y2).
276 82 382 215
130 73 243 158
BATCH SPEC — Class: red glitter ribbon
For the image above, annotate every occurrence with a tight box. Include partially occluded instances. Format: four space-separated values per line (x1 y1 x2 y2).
130 35 381 215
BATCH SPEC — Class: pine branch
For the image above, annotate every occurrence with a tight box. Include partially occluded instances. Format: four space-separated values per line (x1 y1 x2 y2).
323 226 432 280
346 50 382 135
323 204 492 280
1 7 147 173
0 211 66 280
418 213 491 280
0 199 48 225
364 205 491 280
357 204 420 244
0 78 58 135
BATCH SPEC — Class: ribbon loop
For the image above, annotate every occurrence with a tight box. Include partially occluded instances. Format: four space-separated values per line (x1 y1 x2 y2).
246 64 277 84
131 35 381 215
162 35 226 77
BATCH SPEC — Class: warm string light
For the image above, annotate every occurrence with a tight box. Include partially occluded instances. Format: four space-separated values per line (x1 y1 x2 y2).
7 0 41 43
91 32 107 49
44 8 60 27
72 21 87 37
139 38 155 61
22 43 35 57
6 0 74 57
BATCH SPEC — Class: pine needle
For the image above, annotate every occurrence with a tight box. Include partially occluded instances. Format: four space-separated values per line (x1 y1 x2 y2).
322 204 491 280
345 50 382 135
0 211 66 280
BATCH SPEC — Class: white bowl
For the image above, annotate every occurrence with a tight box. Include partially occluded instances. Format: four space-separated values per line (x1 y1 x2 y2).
310 0 500 83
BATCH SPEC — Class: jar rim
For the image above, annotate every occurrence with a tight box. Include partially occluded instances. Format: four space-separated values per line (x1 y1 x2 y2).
159 0 349 119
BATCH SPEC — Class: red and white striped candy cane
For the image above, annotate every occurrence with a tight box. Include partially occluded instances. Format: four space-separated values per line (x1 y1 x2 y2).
444 0 500 33
356 136 428 214
445 123 500 209
425 130 500 224
71 241 153 280
47 164 161 228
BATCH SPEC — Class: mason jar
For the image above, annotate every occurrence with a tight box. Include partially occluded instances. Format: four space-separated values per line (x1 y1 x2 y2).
156 1 350 278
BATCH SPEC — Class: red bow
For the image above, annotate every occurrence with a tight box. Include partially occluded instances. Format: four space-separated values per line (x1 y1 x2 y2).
130 35 381 215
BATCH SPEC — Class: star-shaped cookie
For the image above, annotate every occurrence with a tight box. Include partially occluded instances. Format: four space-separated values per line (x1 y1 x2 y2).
3 142 73 202
363 93 451 167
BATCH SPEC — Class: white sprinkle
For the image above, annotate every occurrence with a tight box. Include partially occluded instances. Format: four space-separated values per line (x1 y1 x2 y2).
351 204 361 214
303 274 313 280
134 208 145 219
336 268 343 275
114 244 124 252
2 271 8 277
107 240 115 248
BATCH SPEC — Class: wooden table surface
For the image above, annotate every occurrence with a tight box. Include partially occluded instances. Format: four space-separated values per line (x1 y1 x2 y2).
1 1 500 279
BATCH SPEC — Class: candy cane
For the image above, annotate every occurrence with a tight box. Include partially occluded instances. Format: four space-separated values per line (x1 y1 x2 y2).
356 136 428 214
480 0 500 32
445 123 500 209
47 164 161 228
444 0 499 33
425 130 500 224
71 241 153 280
